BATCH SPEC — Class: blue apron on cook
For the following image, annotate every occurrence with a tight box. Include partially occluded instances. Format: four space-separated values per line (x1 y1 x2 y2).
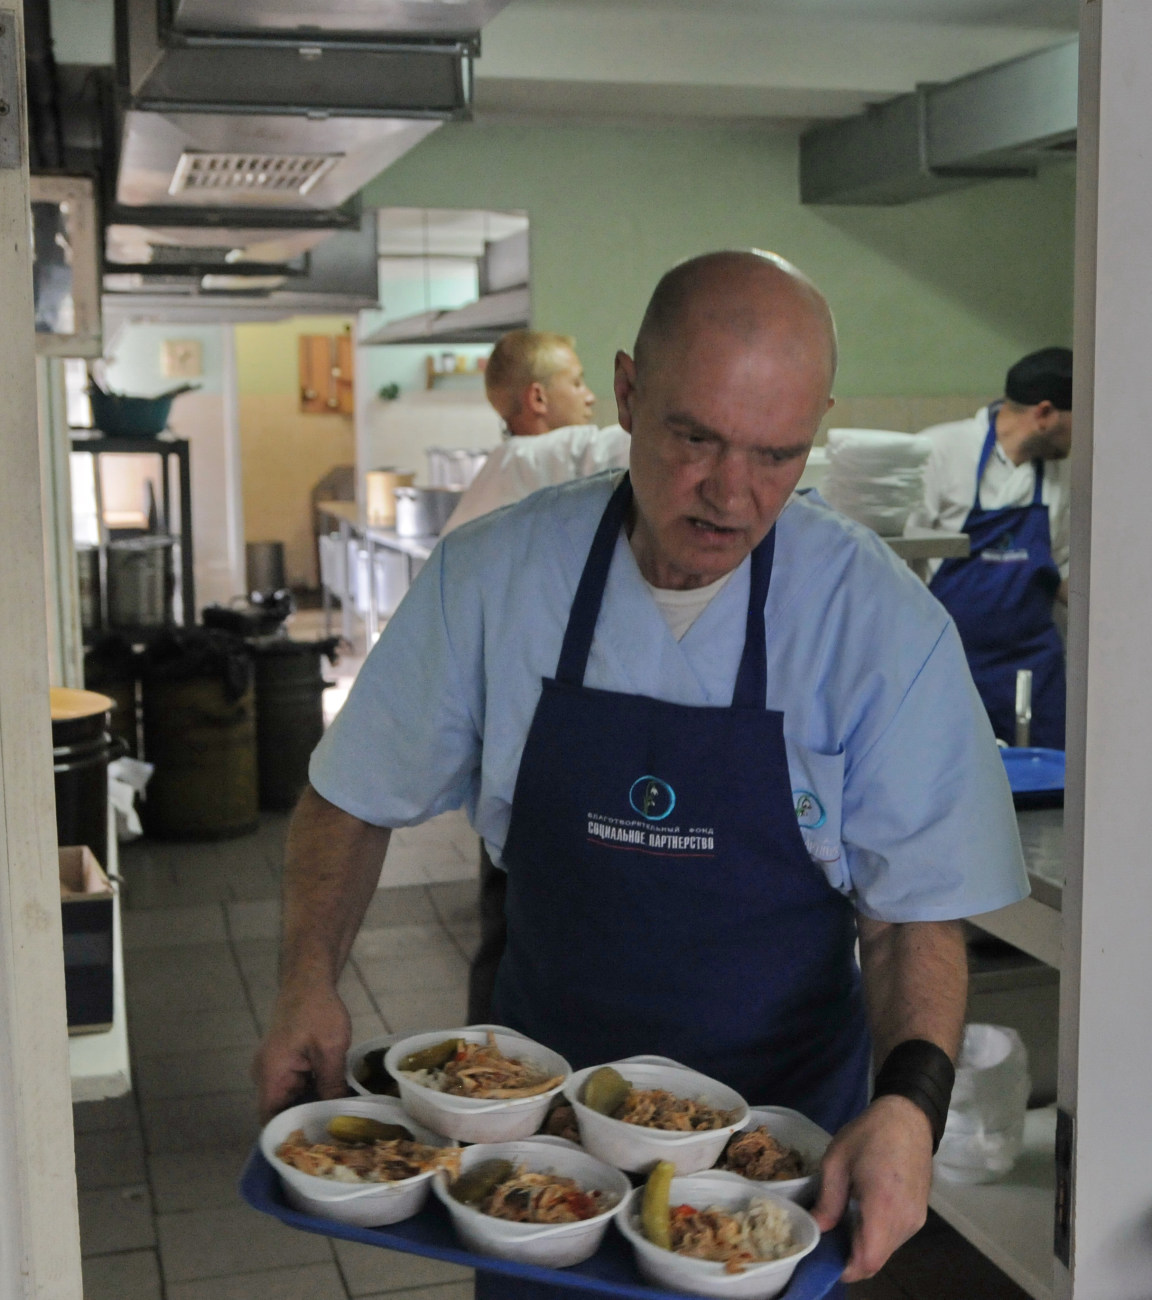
478 475 869 1300
929 411 1066 750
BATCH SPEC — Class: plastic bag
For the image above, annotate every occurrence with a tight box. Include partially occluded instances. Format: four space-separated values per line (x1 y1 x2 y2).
822 428 931 537
934 1024 1031 1184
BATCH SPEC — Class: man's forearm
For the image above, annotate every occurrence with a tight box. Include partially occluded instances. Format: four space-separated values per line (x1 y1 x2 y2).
857 917 968 1064
279 784 392 992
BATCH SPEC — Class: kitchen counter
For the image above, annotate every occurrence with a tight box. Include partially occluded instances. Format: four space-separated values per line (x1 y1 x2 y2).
968 807 1063 968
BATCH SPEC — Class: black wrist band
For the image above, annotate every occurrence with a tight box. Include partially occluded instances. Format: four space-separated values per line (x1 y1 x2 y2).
872 1039 956 1155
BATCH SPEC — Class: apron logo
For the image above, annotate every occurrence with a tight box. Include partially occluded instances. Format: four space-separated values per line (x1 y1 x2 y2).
629 776 676 822
982 532 1030 563
794 790 826 830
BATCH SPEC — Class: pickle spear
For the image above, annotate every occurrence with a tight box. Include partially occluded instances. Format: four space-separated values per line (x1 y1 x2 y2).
326 1116 413 1144
641 1160 675 1249
397 1037 464 1073
581 1065 631 1117
449 1159 515 1207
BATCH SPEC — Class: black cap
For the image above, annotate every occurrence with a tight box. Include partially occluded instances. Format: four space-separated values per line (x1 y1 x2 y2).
1005 347 1073 411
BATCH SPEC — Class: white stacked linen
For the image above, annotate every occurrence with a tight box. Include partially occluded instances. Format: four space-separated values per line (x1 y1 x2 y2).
822 428 931 536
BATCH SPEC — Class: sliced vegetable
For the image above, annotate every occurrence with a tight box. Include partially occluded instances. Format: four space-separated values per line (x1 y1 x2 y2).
449 1158 516 1207
641 1160 676 1249
398 1037 464 1073
326 1115 414 1144
581 1065 631 1117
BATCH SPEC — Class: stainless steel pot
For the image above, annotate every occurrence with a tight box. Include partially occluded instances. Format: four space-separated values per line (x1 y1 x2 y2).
394 487 463 537
106 535 175 629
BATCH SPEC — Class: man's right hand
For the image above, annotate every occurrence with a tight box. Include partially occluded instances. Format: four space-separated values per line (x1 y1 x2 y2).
252 981 353 1122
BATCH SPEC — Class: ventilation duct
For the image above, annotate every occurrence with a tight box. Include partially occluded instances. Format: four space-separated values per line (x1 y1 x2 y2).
116 0 502 117
800 38 1077 206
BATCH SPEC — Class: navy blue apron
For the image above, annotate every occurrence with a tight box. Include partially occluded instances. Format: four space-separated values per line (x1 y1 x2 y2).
478 476 869 1300
929 411 1066 749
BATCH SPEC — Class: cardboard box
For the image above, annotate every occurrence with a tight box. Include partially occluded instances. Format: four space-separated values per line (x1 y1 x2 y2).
59 846 114 1035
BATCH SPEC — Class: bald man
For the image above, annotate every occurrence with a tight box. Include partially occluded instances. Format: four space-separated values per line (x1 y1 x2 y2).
441 329 630 536
255 253 1026 1290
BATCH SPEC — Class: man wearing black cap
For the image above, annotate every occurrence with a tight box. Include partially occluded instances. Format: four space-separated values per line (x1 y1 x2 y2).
908 347 1073 749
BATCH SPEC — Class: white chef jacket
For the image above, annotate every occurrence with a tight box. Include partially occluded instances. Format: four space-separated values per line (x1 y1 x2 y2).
906 407 1071 580
312 473 1028 925
440 423 631 535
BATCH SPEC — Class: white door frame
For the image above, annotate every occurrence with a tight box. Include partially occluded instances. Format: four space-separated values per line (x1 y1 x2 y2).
0 3 84 1294
1057 3 1152 1295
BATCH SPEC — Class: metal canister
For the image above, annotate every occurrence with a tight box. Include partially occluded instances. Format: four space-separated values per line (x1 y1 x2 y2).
106 536 175 630
75 543 101 634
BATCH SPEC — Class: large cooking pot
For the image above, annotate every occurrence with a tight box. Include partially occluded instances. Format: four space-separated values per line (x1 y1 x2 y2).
50 687 119 866
394 486 463 537
106 535 175 630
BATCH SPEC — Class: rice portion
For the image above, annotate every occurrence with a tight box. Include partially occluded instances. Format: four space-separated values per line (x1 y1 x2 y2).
669 1195 798 1273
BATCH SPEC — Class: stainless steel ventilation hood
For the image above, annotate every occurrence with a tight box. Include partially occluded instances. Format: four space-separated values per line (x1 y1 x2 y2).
800 38 1077 205
117 0 507 117
104 210 381 315
363 285 529 345
114 108 440 216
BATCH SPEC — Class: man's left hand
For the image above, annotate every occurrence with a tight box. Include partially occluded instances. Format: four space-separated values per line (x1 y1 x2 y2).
810 1093 934 1282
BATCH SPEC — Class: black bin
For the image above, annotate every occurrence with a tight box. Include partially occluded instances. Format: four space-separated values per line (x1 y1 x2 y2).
251 637 338 811
50 688 119 867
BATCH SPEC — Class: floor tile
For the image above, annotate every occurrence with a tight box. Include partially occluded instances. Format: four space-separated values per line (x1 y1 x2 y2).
122 905 227 950
371 988 467 1035
444 924 480 961
332 1240 473 1297
167 1259 348 1300
349 1011 391 1042
232 937 281 985
148 1147 251 1213
79 1184 155 1256
361 886 439 929
129 1006 260 1058
848 1275 911 1299
126 947 247 1013
73 1093 139 1134
140 1090 261 1155
227 898 282 940
377 857 429 887
426 881 479 930
81 1248 162 1300
133 1045 256 1100
351 925 463 963
355 948 468 995
74 1124 147 1190
361 1285 474 1300
224 862 285 901
421 856 477 884
121 864 239 911
881 1212 1030 1300
156 1203 332 1282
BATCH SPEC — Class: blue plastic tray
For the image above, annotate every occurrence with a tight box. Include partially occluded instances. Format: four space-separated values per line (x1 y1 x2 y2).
240 1149 847 1299
1001 747 1065 808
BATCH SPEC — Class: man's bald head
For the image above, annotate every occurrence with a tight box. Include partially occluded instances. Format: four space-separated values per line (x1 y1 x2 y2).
633 250 838 399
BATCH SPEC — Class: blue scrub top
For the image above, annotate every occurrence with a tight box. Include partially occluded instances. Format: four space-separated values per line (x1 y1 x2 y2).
311 473 1028 923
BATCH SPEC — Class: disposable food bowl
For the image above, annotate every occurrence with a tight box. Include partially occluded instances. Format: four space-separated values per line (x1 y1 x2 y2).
616 1171 821 1300
346 1032 402 1097
713 1106 832 1207
383 1026 571 1144
260 1096 458 1228
431 1136 631 1268
563 1055 750 1175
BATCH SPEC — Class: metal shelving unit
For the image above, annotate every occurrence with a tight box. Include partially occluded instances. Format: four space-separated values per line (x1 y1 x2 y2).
71 432 196 631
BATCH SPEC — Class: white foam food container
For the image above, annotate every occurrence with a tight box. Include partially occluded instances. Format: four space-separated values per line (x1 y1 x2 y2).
616 1171 820 1300
260 1096 459 1228
563 1056 750 1175
431 1136 631 1268
713 1107 831 1207
384 1026 571 1144
346 1032 402 1097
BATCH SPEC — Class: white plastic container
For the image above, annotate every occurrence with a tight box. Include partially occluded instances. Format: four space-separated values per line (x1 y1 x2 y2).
563 1056 750 1175
384 1026 571 1144
431 1136 631 1268
260 1096 458 1228
935 1024 1031 1184
715 1107 831 1207
346 1031 402 1097
616 1171 820 1300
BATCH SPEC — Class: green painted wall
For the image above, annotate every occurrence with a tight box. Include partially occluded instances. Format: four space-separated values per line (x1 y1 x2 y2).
362 121 1075 403
233 315 354 396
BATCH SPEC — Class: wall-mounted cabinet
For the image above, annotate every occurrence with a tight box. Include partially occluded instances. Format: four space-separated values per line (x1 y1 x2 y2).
299 333 354 415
